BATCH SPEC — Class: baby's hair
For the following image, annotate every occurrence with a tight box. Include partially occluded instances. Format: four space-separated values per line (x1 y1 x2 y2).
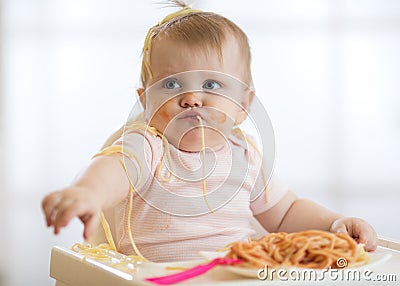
141 0 252 86
156 0 194 10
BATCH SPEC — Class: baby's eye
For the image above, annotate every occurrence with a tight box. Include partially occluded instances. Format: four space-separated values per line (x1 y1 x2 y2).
163 78 181 89
202 80 221 90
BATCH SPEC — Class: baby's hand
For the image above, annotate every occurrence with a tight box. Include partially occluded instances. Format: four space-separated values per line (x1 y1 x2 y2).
41 186 102 239
330 217 378 251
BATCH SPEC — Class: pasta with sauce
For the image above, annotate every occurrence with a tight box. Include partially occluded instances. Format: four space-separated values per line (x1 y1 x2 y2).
225 230 370 269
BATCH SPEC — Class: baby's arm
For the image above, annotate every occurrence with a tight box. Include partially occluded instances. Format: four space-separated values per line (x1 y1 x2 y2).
42 155 130 239
255 191 378 251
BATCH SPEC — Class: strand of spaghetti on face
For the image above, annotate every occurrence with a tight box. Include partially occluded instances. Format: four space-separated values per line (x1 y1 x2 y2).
141 6 202 83
197 116 214 214
225 230 369 269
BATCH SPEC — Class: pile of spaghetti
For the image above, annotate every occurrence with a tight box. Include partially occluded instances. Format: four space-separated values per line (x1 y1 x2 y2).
70 243 147 273
225 230 369 269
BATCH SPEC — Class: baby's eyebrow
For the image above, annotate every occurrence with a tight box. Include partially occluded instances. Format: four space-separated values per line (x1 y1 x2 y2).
148 73 176 87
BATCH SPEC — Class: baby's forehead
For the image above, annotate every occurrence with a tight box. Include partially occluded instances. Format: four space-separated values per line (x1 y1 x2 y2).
149 36 247 80
141 10 251 85
152 33 226 58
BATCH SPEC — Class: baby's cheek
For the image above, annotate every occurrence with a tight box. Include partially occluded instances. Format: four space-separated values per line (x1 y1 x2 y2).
159 108 173 121
149 111 168 132
210 103 240 124
210 111 226 123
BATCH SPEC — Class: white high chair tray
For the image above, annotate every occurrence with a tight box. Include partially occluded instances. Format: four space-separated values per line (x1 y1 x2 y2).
50 238 400 286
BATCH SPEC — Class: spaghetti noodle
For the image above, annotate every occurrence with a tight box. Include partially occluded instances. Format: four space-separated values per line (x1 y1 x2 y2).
71 243 145 273
225 230 369 269
197 115 214 213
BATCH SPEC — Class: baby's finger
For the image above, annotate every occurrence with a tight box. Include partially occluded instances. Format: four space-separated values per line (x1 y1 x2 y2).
42 192 63 226
330 219 348 234
365 235 378 251
56 201 88 230
53 198 76 234
82 213 100 240
356 223 378 251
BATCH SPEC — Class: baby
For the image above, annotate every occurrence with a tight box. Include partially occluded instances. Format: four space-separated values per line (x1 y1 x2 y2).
42 3 377 262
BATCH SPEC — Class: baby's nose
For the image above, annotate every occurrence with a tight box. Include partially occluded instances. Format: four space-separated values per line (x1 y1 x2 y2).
180 92 203 108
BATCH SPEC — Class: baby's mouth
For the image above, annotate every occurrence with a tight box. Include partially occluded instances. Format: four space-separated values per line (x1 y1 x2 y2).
178 109 203 121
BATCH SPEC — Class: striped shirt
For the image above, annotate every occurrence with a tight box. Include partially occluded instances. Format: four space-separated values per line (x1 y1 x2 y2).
105 129 288 262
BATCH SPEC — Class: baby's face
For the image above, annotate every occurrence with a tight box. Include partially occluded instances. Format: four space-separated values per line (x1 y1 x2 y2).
140 36 252 152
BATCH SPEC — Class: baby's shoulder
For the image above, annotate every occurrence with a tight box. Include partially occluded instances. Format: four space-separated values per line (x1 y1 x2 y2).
229 129 257 150
113 121 164 160
229 129 262 163
121 122 162 143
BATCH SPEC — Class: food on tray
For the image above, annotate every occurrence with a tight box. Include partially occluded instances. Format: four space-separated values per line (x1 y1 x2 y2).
225 230 369 269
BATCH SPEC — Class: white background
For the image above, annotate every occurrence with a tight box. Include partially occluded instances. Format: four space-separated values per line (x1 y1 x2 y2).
0 0 399 285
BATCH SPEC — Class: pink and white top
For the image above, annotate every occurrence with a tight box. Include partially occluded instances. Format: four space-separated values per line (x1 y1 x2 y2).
104 129 289 262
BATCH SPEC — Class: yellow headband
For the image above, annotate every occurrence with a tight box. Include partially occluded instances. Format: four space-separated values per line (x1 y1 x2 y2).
141 6 203 84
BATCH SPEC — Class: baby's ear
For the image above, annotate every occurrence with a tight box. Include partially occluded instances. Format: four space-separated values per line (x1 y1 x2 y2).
235 89 255 125
137 88 146 108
